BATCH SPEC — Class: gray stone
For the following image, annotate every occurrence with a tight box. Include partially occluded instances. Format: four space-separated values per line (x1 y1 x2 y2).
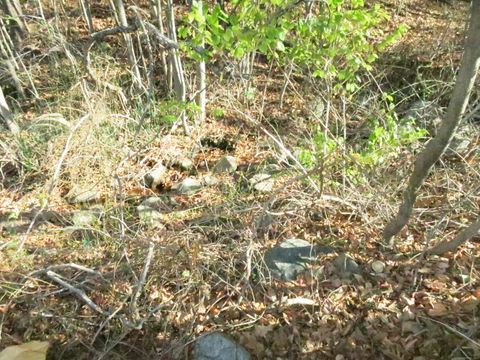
334 253 360 275
402 100 444 135
137 197 172 226
194 332 251 360
176 158 194 171
72 209 101 227
264 238 334 281
172 178 203 195
140 196 178 209
308 98 326 119
445 124 476 157
66 188 101 204
144 163 167 189
213 156 237 174
264 164 281 173
249 173 274 192
137 206 165 226
203 174 219 186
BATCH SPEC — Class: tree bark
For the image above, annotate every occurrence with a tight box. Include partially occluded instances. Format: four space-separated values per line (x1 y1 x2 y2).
150 0 168 76
428 218 480 255
194 0 206 124
383 0 480 244
0 0 27 46
112 0 143 90
79 0 94 33
0 86 19 134
165 0 188 133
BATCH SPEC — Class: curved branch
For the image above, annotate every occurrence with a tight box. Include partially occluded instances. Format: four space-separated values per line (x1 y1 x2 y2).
383 1 480 243
428 218 480 255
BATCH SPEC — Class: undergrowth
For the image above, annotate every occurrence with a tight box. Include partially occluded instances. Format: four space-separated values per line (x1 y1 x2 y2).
0 0 479 359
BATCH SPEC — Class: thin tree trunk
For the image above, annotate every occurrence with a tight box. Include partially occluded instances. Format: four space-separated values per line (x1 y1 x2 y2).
0 15 39 99
428 218 480 255
150 0 168 77
131 8 155 97
166 0 186 100
79 0 94 33
0 0 27 45
112 0 143 90
383 1 480 244
166 0 188 133
0 86 19 134
194 0 206 124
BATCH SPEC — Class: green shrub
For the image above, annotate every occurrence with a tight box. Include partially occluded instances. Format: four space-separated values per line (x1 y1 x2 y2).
181 0 407 91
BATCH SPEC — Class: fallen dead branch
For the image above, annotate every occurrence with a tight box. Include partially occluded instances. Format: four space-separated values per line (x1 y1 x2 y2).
44 270 107 315
28 262 105 280
130 241 155 324
427 217 480 255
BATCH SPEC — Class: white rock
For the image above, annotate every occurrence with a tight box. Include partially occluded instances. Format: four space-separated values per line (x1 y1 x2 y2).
72 209 101 227
371 260 385 273
172 178 203 195
66 188 101 204
203 175 219 186
249 173 274 192
144 163 167 189
176 158 194 171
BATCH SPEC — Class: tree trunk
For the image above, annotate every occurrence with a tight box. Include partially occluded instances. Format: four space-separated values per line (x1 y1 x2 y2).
383 0 480 244
79 0 94 33
150 0 168 77
0 86 19 134
0 18 25 98
112 0 143 90
165 0 188 133
194 0 206 124
0 0 27 46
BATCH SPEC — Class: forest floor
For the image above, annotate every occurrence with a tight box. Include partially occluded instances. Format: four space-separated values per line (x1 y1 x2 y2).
0 0 479 359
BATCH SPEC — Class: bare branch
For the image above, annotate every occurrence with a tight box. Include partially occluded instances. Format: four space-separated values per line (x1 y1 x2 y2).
383 2 480 243
90 24 138 41
130 241 155 323
45 270 107 315
29 263 106 280
428 217 480 255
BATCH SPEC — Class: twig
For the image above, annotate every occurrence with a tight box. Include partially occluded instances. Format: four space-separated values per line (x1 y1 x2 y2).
28 263 105 280
91 305 124 346
45 270 107 315
91 20 205 54
419 316 480 349
130 241 155 323
91 24 137 41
